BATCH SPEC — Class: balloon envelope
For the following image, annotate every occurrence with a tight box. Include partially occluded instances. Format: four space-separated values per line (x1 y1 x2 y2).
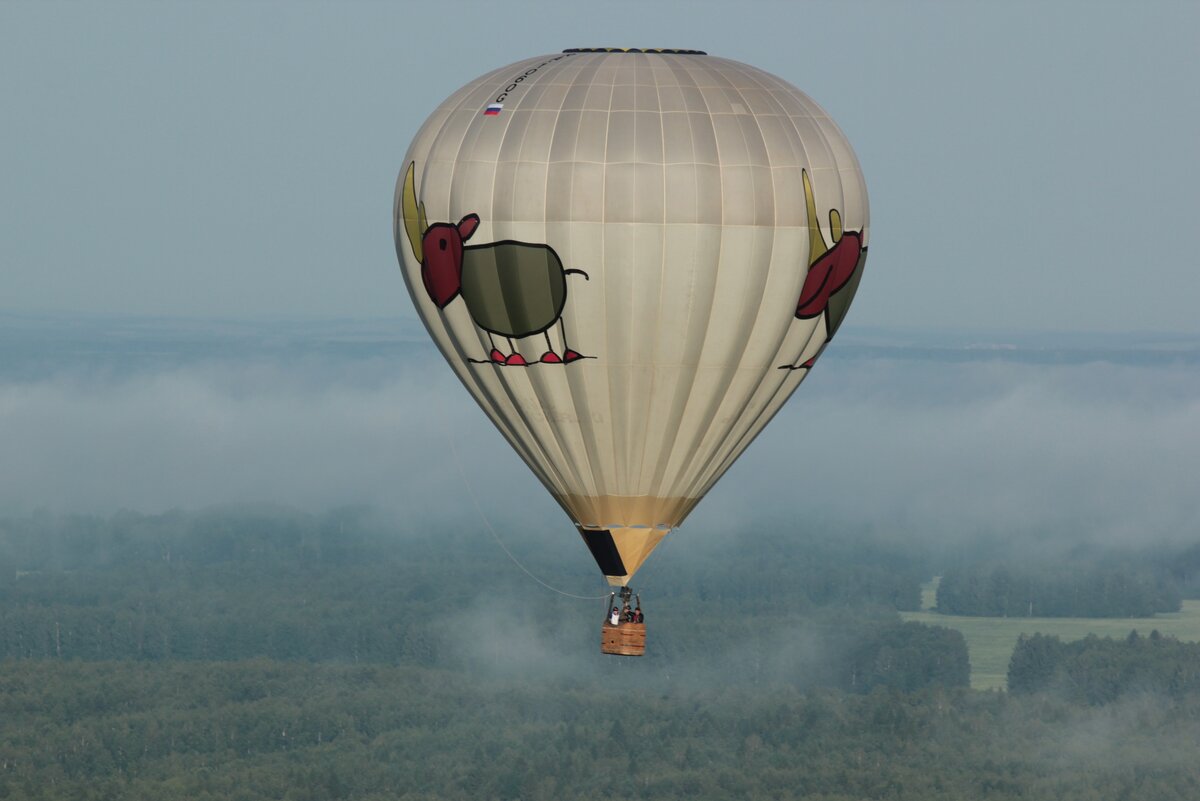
395 50 869 586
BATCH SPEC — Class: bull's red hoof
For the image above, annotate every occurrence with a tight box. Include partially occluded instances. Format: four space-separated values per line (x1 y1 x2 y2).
563 349 584 363
540 351 562 364
505 353 528 366
490 348 506 364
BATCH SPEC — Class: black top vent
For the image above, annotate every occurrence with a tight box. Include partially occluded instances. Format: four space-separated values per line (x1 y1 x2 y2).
562 48 707 55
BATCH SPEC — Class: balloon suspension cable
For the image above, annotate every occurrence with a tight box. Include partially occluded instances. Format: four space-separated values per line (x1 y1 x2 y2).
445 426 609 601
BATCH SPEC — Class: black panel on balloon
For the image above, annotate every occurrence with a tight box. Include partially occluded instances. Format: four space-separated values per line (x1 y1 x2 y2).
578 529 626 577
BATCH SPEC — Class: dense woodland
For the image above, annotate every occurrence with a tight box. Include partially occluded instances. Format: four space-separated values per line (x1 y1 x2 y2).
1009 630 1200 703
2 508 1200 800
0 508 943 686
936 562 1183 618
1158 542 1200 598
7 661 1200 801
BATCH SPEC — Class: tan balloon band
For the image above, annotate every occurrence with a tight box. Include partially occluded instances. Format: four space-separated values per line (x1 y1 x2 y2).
556 492 703 584
576 525 669 586
552 493 697 530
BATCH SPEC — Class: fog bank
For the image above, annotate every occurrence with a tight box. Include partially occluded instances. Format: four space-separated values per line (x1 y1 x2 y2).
3 315 1198 550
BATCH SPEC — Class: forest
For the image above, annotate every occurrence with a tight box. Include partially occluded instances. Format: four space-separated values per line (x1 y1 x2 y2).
0 508 959 693
2 507 1200 800
936 561 1183 617
1009 630 1200 703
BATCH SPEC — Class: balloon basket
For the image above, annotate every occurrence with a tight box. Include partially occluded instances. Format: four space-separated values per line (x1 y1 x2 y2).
601 622 646 656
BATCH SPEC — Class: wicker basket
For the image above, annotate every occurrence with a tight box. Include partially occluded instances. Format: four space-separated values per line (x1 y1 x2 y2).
600 622 646 656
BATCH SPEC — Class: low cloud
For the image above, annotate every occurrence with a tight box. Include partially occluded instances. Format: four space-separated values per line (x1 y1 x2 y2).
441 599 598 680
2 324 1198 553
0 354 524 520
712 358 1200 547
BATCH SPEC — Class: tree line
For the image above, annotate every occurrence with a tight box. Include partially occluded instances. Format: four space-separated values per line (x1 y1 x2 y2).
0 508 962 695
1009 630 1200 703
936 562 1181 618
2 508 1200 799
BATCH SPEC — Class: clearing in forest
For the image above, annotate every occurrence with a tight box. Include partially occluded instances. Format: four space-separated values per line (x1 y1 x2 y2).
901 581 1200 690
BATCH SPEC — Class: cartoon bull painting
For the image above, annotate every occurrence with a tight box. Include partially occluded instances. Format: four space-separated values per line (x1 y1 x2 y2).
400 162 589 366
780 169 868 370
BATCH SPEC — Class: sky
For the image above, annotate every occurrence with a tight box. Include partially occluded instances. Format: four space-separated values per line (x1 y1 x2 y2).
2 0 1198 333
1 1 1199 561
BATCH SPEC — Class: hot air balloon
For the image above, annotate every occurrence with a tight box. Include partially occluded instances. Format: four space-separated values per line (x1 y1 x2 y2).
394 48 869 655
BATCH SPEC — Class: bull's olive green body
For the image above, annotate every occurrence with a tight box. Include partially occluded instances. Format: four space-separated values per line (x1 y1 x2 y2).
460 241 567 338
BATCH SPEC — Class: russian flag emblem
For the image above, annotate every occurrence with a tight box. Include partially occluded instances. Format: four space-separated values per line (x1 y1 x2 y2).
484 103 503 116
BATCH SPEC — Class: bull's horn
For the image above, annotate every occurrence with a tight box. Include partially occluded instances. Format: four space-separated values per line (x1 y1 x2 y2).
802 169 829 266
829 208 842 243
402 162 424 262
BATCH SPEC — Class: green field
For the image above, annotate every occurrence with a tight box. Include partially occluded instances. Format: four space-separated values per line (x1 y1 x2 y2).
902 580 1200 690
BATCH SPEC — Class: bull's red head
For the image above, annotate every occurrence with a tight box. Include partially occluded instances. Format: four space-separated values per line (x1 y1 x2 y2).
795 169 865 319
419 215 479 308
400 162 481 309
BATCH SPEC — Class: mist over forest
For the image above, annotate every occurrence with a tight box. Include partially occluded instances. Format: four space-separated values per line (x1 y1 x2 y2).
4 311 1199 551
4 312 1200 800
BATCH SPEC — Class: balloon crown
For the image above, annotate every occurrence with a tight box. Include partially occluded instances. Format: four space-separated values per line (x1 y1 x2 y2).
561 48 707 55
